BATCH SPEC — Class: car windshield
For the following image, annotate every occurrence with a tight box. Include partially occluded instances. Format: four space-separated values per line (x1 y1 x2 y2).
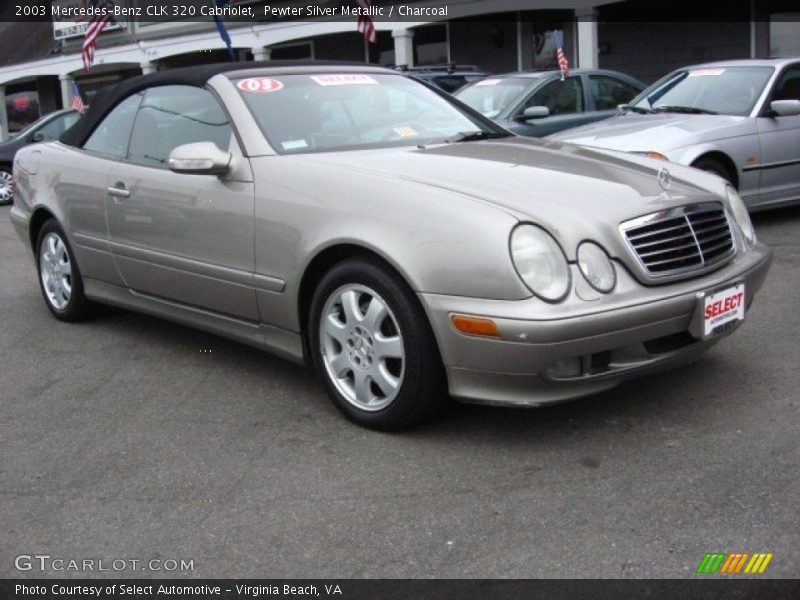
455 77 531 118
235 72 500 154
632 66 774 116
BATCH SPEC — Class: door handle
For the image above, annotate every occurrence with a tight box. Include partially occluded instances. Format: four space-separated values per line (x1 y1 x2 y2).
107 184 130 199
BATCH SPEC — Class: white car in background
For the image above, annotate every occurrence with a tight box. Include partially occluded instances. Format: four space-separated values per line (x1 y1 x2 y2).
549 58 800 211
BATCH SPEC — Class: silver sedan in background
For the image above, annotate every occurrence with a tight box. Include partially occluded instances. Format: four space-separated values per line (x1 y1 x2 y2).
550 58 800 211
10 63 772 430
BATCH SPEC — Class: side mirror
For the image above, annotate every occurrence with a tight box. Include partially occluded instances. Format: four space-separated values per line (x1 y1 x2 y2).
770 99 800 117
167 142 232 176
517 106 550 121
30 132 45 143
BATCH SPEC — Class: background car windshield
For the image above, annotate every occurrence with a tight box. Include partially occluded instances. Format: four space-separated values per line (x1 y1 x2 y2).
236 73 493 154
456 78 530 117
633 66 773 116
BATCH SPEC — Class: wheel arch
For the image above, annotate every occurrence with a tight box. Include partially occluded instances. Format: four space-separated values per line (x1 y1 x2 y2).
691 150 740 189
297 243 423 362
28 207 57 253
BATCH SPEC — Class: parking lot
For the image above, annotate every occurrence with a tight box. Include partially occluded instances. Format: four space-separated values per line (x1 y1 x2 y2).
1 204 798 578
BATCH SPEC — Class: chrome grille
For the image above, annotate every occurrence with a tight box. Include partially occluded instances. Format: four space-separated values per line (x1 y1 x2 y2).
622 203 735 277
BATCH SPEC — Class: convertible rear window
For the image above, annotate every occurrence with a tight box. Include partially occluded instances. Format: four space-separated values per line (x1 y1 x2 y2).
234 73 493 154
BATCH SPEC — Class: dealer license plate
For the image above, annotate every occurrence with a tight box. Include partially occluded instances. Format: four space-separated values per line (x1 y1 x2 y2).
702 284 745 338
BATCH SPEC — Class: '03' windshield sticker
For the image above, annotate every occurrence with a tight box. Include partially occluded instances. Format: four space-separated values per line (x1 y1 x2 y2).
311 74 379 86
236 78 284 93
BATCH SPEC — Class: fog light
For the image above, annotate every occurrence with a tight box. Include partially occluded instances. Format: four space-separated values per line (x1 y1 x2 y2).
545 357 583 378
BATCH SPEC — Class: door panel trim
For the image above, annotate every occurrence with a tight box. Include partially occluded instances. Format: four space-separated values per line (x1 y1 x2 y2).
107 239 272 289
742 157 800 172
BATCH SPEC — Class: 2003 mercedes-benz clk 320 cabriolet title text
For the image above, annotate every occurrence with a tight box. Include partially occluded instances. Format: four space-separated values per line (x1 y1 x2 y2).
10 63 772 430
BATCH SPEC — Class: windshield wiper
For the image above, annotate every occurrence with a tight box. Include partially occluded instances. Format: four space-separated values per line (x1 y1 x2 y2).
652 105 718 115
618 104 654 115
445 130 512 143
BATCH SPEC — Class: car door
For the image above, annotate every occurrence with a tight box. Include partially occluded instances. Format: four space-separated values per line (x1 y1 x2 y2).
62 95 143 286
755 63 800 205
587 73 642 125
105 85 259 321
505 75 593 137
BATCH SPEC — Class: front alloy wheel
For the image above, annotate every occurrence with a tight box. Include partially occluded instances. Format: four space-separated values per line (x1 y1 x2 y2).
320 284 405 412
309 257 446 430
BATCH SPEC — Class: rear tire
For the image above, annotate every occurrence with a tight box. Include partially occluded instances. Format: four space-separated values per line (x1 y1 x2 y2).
0 166 14 205
309 257 446 431
35 219 96 322
692 156 734 186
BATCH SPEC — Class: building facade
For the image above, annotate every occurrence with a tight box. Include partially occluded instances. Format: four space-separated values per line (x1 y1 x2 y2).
0 0 798 140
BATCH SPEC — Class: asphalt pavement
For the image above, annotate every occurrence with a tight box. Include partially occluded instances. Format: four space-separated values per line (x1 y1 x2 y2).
1 204 798 578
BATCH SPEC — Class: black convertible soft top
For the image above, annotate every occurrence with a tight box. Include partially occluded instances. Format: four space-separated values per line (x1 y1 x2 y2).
59 60 387 148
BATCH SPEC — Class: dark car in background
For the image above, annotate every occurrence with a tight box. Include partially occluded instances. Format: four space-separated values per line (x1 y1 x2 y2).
455 69 645 137
0 109 78 205
402 64 489 93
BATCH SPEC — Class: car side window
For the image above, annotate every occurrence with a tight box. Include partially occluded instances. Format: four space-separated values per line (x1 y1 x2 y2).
772 66 800 102
37 112 80 141
522 77 584 116
589 75 640 110
127 85 233 168
83 93 143 158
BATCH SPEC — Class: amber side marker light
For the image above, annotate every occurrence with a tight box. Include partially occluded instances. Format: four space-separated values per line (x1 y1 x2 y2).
644 151 668 161
451 315 500 337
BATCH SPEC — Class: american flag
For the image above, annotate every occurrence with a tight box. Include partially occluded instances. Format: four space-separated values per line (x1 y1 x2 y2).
356 0 377 44
70 81 85 114
82 0 112 72
554 30 570 79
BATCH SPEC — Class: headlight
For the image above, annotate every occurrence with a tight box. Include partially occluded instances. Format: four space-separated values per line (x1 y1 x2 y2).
577 242 616 293
726 186 756 249
510 224 570 301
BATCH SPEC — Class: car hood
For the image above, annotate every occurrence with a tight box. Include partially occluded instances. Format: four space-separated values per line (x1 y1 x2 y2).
306 136 725 260
547 113 748 152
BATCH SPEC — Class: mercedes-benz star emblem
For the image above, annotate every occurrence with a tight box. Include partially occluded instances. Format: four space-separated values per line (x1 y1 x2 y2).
657 167 671 192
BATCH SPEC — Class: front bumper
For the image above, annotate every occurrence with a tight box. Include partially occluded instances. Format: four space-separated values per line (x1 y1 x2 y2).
420 243 772 407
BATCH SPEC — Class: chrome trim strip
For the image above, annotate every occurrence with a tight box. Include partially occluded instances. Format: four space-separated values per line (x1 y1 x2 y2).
72 232 110 252
254 273 286 293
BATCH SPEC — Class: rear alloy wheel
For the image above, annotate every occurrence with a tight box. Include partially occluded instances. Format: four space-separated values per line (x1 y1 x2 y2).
309 257 446 431
36 219 96 321
0 167 14 205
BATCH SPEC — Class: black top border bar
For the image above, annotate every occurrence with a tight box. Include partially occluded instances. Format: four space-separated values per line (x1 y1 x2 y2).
4 0 800 23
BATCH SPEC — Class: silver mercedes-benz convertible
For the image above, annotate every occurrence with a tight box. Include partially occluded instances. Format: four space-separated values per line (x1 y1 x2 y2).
10 62 772 430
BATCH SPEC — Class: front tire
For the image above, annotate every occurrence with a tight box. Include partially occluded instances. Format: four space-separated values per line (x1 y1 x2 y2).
309 257 446 431
0 166 14 205
35 219 96 321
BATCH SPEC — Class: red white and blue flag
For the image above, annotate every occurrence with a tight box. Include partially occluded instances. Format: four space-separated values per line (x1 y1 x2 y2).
554 30 570 79
81 0 112 71
70 81 85 114
356 0 377 44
